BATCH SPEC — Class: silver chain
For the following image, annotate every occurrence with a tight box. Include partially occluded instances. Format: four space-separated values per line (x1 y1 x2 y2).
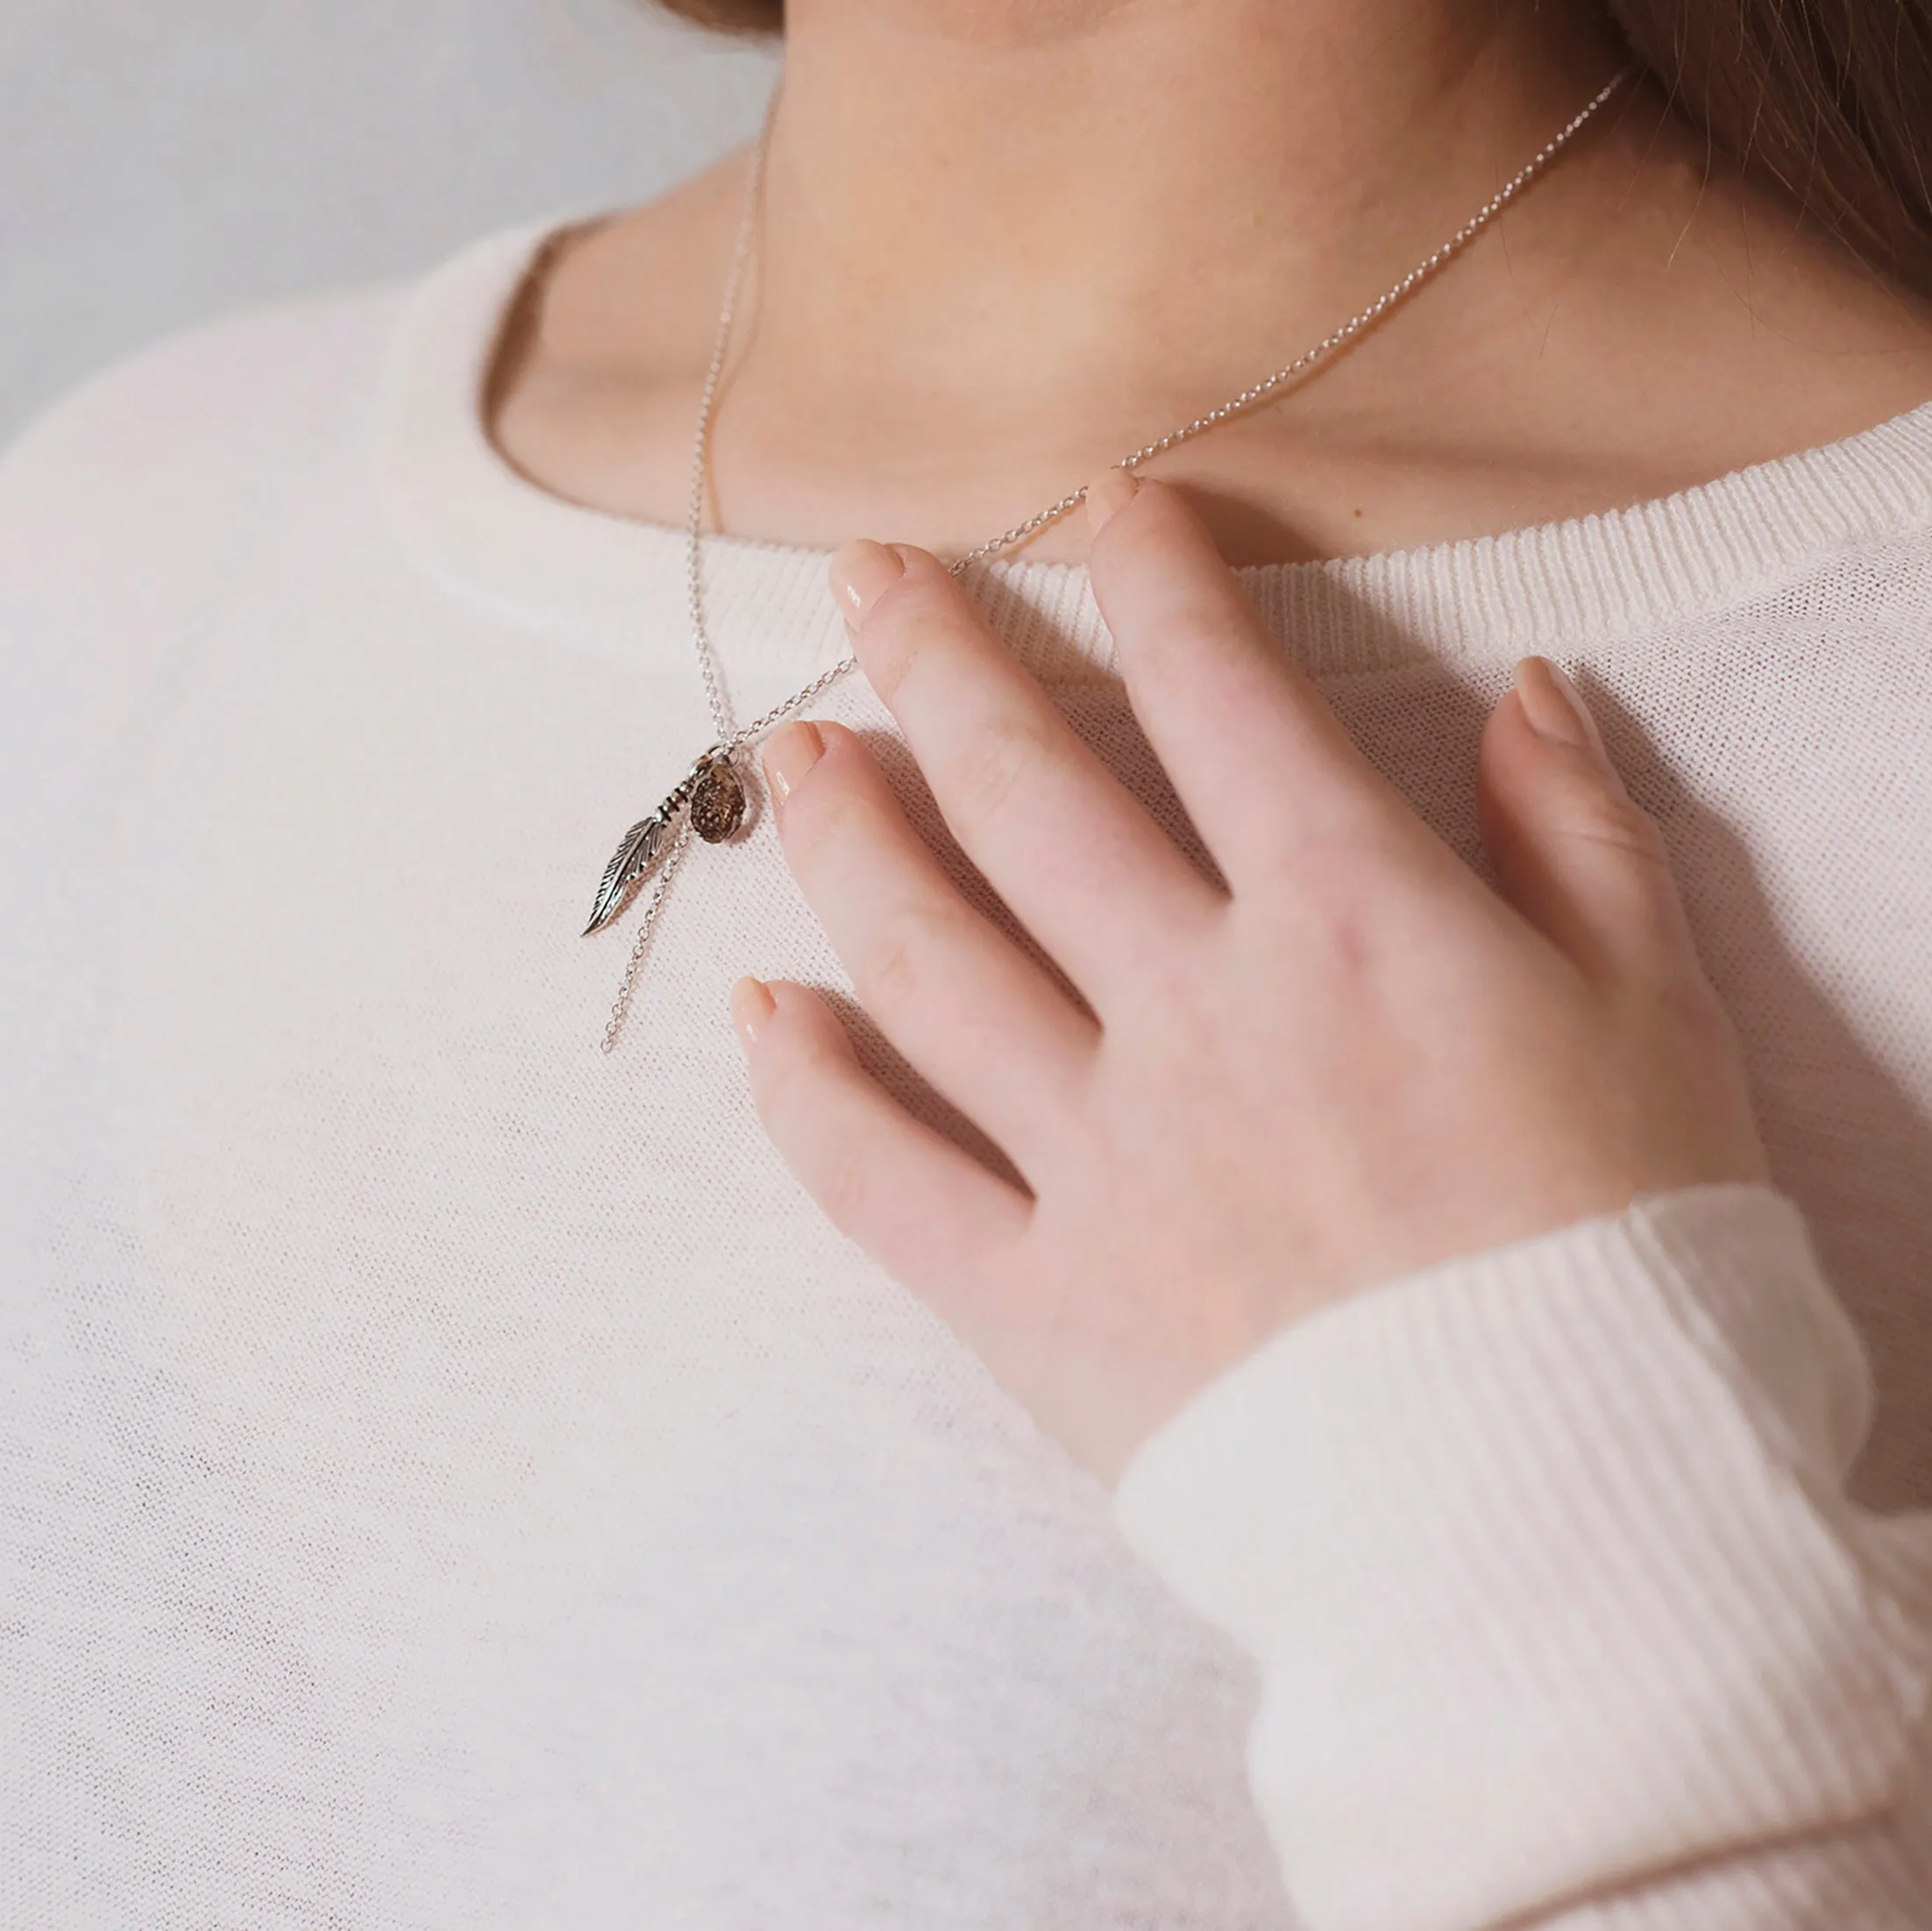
597 62 1635 1047
600 820 694 1054
686 63 1633 741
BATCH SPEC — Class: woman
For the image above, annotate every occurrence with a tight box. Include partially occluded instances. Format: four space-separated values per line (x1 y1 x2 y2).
3 0 1929 1924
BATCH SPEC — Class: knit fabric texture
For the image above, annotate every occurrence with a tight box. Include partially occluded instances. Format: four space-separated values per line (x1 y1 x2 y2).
3 224 1931 1928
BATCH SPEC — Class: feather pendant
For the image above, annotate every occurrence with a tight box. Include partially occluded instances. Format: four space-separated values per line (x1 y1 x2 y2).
583 803 679 936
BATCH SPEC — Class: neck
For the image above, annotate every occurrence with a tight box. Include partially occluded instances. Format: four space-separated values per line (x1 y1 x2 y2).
494 0 1932 566
756 0 1626 415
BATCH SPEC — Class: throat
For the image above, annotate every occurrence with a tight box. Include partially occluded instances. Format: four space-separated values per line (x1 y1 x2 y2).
487 0 1932 567
759 0 1610 423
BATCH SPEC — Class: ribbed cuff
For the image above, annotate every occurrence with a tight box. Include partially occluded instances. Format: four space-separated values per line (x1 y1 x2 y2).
1114 1185 1930 1931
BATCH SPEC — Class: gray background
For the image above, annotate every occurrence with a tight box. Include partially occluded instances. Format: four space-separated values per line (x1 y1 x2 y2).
1 0 778 444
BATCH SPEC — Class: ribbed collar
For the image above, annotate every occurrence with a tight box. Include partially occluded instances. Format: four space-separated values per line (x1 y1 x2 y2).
378 220 1932 685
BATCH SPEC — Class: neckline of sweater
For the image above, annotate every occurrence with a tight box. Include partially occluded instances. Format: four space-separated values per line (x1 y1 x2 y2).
377 217 1932 678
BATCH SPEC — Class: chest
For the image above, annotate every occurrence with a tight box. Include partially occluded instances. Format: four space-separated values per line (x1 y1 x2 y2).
25 578 1932 1922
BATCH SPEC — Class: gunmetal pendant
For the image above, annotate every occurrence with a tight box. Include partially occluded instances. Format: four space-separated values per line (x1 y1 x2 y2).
688 756 748 844
583 747 743 938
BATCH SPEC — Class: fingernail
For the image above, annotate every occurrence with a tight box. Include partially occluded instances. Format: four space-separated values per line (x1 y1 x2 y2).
730 975 775 1054
1516 656 1605 756
761 719 825 804
827 539 905 623
1085 467 1140 536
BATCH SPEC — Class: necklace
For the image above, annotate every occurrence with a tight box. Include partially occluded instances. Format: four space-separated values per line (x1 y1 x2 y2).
586 64 1635 1052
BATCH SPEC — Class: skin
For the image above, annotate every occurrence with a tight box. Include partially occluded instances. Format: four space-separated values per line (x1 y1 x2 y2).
492 0 1932 564
732 476 1766 1480
484 0 1932 1474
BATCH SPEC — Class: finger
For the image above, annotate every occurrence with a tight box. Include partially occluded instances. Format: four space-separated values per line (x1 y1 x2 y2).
1083 472 1397 884
830 538 1220 1006
764 718 1097 1176
733 976 1031 1303
1476 657 1703 993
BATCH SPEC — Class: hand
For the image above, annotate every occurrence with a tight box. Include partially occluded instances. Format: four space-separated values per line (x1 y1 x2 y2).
730 472 1768 1481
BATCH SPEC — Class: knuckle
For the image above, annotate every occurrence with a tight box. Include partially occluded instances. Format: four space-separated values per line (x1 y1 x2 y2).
1568 791 1673 870
807 1135 876 1234
939 710 1055 835
1241 869 1382 1007
1628 951 1732 1049
1314 898 1378 989
1616 963 1753 1137
1666 969 1734 1048
1133 586 1253 695
1573 797 1694 962
858 897 969 1015
1289 897 1389 1016
1274 803 1420 914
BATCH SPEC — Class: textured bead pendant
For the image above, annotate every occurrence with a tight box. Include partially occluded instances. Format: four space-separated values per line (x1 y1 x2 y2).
688 756 747 843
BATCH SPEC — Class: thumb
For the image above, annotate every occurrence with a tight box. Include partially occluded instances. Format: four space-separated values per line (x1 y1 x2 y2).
1476 657 1701 991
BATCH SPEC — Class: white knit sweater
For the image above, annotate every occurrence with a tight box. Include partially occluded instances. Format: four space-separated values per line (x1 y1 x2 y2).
3 224 1931 1931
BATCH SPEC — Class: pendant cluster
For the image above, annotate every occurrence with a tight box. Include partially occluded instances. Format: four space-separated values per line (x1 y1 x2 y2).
583 746 748 938
579 67 1635 1042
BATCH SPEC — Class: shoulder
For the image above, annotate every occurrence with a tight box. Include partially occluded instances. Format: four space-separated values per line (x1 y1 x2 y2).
0 212 580 550
0 281 432 673
0 280 409 536
0 220 559 639
0 228 551 841
0 286 391 858
0 280 420 783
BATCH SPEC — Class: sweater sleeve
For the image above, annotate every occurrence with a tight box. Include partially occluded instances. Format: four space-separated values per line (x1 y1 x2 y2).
1112 1184 1932 1931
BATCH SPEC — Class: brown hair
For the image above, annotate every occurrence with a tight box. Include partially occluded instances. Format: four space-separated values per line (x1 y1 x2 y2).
655 0 1932 295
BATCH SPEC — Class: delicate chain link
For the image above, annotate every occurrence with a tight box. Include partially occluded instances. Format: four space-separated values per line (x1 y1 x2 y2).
948 69 1634 571
603 64 1634 1049
726 654 863 750
685 117 770 748
600 820 695 1054
686 65 1633 752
